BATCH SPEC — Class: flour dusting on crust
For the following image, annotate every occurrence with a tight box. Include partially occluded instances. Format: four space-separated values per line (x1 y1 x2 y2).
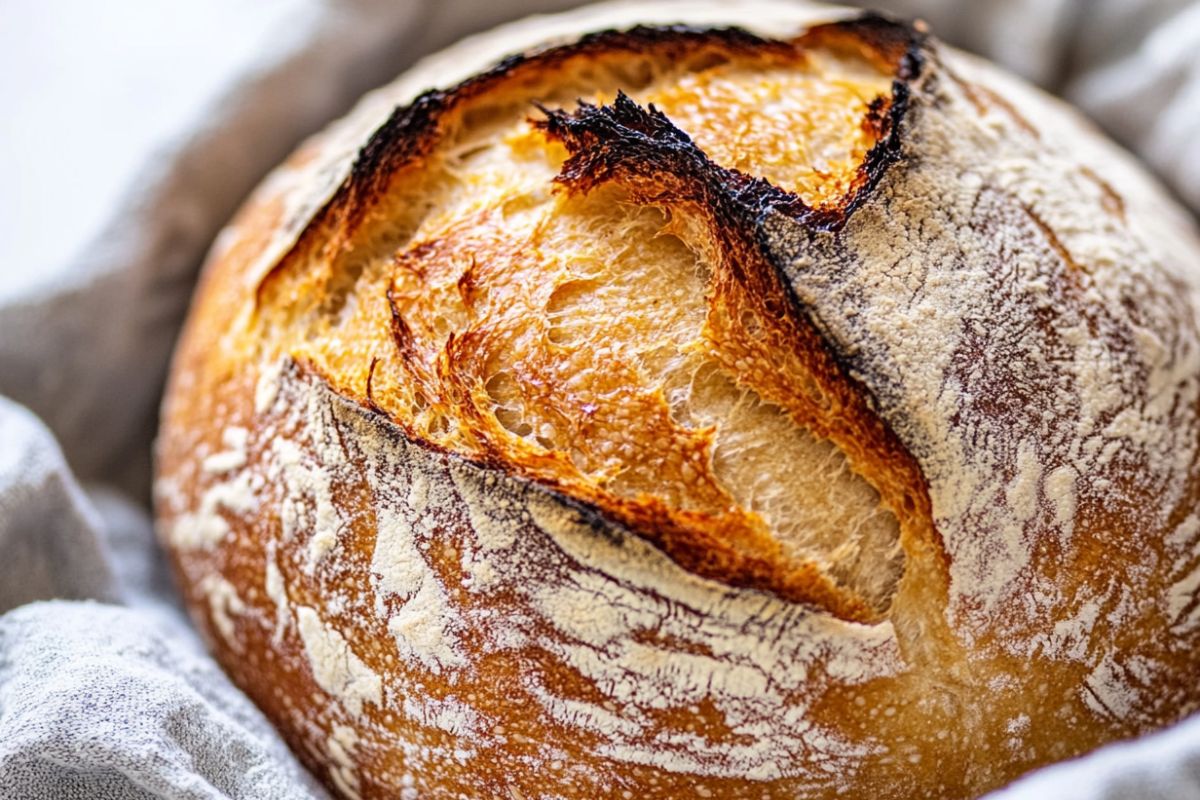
296 604 383 719
768 41 1200 723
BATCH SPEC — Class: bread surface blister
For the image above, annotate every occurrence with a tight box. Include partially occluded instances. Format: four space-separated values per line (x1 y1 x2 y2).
155 2 1200 797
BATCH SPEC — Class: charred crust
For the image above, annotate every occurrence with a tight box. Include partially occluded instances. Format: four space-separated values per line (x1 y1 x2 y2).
337 24 797 233
843 78 910 223
530 83 899 233
530 17 925 235
534 92 782 216
345 91 447 215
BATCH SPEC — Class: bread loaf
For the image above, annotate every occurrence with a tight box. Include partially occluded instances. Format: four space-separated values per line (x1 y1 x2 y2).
155 2 1200 797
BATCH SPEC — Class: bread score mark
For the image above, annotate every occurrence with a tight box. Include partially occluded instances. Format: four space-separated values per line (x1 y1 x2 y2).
251 15 943 624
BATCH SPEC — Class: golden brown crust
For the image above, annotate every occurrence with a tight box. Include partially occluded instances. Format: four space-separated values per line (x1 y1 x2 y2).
156 3 1200 799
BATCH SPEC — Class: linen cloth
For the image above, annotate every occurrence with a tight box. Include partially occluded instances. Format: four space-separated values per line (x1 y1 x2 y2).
1 0 1198 797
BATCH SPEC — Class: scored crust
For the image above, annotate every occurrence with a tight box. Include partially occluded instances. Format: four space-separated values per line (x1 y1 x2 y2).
155 2 1200 799
250 16 931 625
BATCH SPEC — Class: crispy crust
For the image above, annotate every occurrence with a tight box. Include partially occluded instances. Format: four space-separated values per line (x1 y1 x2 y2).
156 3 1200 799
